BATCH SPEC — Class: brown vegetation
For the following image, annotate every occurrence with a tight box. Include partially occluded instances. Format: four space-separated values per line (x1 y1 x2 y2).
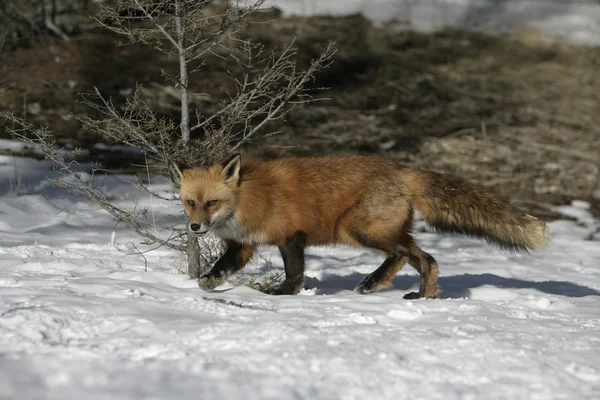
1 11 598 218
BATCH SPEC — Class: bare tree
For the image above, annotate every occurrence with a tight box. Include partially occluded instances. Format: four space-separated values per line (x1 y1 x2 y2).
2 0 335 280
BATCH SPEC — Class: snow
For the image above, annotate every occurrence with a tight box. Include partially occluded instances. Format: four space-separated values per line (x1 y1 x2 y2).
1 151 600 399
265 0 600 46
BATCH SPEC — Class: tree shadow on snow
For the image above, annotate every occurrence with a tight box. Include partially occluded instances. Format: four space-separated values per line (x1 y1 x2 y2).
308 272 600 298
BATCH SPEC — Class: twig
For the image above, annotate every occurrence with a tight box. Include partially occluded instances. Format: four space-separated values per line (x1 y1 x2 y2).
128 240 149 272
143 151 157 234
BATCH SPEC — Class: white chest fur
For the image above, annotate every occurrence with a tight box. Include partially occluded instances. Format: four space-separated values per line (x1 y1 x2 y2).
212 214 267 245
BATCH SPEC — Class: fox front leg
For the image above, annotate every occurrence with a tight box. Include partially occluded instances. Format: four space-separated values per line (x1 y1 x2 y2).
264 231 307 295
198 241 256 291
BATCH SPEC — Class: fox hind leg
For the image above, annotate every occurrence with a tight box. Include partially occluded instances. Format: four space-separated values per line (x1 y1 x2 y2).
338 196 414 295
355 245 409 294
405 243 440 299
346 220 411 295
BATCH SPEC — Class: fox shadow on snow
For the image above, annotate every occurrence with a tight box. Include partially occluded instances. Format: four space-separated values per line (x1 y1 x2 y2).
307 272 600 298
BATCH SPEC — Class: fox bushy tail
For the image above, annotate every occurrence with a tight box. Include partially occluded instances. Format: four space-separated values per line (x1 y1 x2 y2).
409 170 548 251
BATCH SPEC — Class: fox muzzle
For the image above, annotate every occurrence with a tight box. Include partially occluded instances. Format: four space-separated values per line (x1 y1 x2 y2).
189 222 210 235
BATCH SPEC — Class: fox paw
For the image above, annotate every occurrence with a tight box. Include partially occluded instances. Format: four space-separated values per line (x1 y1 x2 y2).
403 291 421 300
403 288 440 300
198 275 223 291
355 275 389 295
263 279 303 295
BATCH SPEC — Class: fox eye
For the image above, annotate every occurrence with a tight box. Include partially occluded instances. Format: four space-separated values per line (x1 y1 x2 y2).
186 199 195 207
206 200 218 207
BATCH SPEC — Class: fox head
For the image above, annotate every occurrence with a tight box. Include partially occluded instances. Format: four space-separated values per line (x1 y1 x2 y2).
175 154 241 234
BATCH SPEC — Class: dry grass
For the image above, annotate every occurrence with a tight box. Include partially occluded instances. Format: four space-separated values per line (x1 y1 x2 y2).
248 18 600 219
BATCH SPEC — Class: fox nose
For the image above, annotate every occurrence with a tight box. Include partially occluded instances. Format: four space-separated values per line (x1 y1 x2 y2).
190 223 200 231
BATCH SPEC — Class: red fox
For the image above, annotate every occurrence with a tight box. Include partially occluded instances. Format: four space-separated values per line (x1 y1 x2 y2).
176 154 548 298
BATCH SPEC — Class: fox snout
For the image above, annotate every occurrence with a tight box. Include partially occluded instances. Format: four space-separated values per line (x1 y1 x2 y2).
189 222 209 234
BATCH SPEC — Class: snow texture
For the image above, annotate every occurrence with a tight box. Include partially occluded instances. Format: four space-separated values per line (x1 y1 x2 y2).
1 151 599 399
265 0 600 46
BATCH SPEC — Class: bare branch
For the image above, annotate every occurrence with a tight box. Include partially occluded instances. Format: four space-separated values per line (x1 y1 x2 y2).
132 0 180 51
192 39 336 153
0 111 186 252
184 1 266 55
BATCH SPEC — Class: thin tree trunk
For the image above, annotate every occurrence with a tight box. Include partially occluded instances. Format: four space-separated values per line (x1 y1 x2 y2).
175 0 190 147
175 0 204 277
186 225 203 278
50 0 57 25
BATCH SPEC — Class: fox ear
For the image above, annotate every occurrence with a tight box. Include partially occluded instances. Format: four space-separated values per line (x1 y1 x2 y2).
172 162 191 181
220 153 241 184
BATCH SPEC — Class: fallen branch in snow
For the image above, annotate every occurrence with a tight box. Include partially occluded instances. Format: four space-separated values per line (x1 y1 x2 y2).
201 296 276 312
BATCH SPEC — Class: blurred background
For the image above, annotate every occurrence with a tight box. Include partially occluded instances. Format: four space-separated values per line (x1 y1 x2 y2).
1 0 599 219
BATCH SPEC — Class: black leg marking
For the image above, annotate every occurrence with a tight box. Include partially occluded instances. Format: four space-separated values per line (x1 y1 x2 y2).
355 246 409 294
264 231 308 295
198 241 256 291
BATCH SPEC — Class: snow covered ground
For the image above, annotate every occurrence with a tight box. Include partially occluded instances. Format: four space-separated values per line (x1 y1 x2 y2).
1 152 599 399
266 0 600 46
